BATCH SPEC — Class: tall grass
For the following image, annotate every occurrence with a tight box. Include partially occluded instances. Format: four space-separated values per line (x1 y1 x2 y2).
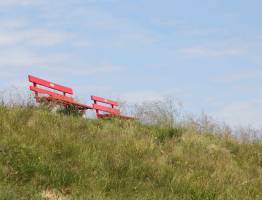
0 104 261 200
132 96 182 128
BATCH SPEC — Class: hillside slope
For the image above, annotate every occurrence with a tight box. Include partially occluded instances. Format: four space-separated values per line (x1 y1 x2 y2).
0 106 261 200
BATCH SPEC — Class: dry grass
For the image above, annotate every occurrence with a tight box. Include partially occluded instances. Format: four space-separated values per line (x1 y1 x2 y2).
0 105 261 199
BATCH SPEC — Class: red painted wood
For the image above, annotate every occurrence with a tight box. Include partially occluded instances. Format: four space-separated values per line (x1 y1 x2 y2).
97 113 134 120
30 86 74 102
90 95 134 119
28 75 133 117
97 113 117 118
28 75 73 94
73 102 93 109
92 104 120 115
28 74 94 110
91 96 119 106
30 86 93 109
34 95 93 110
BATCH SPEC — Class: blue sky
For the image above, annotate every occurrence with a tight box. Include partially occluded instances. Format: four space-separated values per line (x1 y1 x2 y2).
0 0 262 128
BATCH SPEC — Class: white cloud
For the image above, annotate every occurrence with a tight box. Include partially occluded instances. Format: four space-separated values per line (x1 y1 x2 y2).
0 29 70 47
0 48 42 66
121 91 164 104
253 54 262 63
27 30 70 46
0 46 69 67
43 63 124 76
0 0 38 6
0 17 72 73
213 100 262 129
37 5 158 47
152 18 184 28
213 69 262 83
180 46 246 58
112 32 157 48
0 19 28 29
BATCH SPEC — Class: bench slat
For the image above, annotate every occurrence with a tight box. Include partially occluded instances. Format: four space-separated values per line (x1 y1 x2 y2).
91 96 119 106
36 96 93 110
28 74 93 111
30 86 75 102
28 75 73 94
97 113 134 119
92 104 120 115
96 113 116 118
31 87 92 109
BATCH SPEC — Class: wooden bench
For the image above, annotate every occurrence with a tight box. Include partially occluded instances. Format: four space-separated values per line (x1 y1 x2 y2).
91 95 133 119
28 75 93 110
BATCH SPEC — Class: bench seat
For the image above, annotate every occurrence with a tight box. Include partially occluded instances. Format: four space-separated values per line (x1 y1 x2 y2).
97 113 134 119
35 96 93 110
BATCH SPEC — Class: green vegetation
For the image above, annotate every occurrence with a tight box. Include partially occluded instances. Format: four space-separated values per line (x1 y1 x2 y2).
0 105 261 199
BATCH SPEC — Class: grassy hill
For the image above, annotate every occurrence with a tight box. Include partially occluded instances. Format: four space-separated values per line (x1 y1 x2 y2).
0 105 261 200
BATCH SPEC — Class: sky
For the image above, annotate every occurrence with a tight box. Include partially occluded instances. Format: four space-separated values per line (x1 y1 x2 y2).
0 0 262 129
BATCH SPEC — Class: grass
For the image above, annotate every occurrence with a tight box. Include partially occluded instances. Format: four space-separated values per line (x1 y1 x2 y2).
0 105 261 199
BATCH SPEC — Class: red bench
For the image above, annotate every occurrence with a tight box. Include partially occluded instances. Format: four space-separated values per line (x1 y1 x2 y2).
91 95 133 119
28 75 92 110
28 74 133 119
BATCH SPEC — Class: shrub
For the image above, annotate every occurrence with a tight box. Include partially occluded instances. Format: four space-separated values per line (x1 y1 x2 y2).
133 96 182 128
38 101 85 117
153 127 184 142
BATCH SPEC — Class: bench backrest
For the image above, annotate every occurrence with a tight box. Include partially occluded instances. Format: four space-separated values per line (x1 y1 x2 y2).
28 75 75 101
29 75 73 94
91 95 120 117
